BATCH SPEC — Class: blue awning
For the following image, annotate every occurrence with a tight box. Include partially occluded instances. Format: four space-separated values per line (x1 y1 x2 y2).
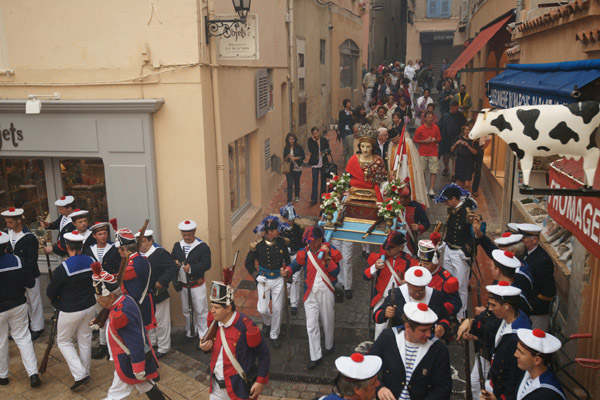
487 59 600 108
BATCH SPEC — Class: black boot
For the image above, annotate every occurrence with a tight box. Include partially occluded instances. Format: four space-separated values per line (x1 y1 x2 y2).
92 345 108 360
145 385 166 400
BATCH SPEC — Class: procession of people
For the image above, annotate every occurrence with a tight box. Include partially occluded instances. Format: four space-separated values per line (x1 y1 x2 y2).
0 64 569 400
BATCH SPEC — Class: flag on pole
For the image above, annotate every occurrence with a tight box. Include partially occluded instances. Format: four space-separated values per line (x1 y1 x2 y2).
394 124 409 181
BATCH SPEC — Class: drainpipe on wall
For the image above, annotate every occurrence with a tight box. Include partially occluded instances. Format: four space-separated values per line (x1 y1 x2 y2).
207 0 229 270
465 0 472 39
516 0 524 22
287 0 295 134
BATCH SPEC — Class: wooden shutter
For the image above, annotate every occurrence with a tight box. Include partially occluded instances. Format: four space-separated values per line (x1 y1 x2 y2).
440 0 451 18
256 69 269 119
427 0 439 18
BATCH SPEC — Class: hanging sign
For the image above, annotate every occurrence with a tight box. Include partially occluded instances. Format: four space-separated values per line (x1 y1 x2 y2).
217 14 259 60
548 163 600 260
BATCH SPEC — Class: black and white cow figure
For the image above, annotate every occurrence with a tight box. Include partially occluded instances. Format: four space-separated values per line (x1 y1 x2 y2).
469 101 600 187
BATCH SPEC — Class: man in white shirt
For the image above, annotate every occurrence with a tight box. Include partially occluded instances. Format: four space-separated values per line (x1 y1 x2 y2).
362 67 377 108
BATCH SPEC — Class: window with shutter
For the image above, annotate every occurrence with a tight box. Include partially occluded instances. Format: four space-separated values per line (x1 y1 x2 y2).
256 69 269 119
440 0 451 18
427 0 439 18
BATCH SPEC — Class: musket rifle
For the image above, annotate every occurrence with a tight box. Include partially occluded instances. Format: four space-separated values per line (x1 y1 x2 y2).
362 216 385 239
184 257 196 337
39 308 58 374
202 250 240 344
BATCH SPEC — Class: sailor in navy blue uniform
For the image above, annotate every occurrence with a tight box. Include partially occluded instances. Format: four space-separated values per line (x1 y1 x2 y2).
85 221 121 360
136 229 178 357
464 282 532 400
279 203 305 315
370 302 452 400
46 230 97 391
503 329 565 400
92 263 166 399
171 219 212 340
49 209 96 257
0 231 41 388
115 228 156 331
316 353 381 400
374 266 452 341
516 224 556 331
42 195 75 256
2 206 45 340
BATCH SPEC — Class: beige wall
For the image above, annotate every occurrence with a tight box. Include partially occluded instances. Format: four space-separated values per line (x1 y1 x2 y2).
468 0 515 34
0 0 290 326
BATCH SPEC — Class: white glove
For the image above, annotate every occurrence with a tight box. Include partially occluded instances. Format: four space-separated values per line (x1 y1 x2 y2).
134 371 146 380
256 275 267 284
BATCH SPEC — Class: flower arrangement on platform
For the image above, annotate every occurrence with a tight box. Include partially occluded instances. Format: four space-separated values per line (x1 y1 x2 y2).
320 192 341 221
328 172 351 196
383 178 410 200
378 197 405 220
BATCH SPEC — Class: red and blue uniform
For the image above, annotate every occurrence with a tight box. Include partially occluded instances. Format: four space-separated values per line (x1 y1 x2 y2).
106 294 159 385
428 266 461 317
207 312 270 400
290 242 341 301
121 253 156 330
364 250 418 307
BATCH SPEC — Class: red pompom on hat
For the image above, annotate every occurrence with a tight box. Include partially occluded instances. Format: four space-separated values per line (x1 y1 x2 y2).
185 220 190 224
351 353 364 363
430 232 442 246
502 232 512 237
417 303 429 311
60 196 66 200
74 208 80 212
8 207 15 212
533 329 546 338
504 251 514 258
91 261 102 276
72 230 78 235
415 269 423 277
498 281 509 286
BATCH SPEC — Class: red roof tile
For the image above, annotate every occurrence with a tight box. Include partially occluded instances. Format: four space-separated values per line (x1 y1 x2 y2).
518 0 590 32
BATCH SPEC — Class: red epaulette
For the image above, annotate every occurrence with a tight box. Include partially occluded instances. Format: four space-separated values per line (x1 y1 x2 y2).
242 316 262 348
442 270 451 278
123 263 137 281
443 277 459 293
112 306 129 330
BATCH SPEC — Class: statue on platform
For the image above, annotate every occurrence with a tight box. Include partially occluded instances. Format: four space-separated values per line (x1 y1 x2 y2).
345 125 387 202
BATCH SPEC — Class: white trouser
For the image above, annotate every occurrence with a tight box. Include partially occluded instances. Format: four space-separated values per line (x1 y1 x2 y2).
26 277 44 331
257 276 284 339
57 305 95 381
331 240 354 290
149 299 171 353
530 315 550 331
372 296 388 341
210 380 232 400
364 88 373 108
287 254 302 308
181 283 208 338
470 355 491 400
103 370 154 400
443 246 471 319
305 289 335 361
0 303 38 378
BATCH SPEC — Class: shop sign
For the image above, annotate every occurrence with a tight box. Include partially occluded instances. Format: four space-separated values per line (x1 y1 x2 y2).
0 122 24 150
217 14 259 60
419 31 454 44
488 88 567 109
548 167 600 260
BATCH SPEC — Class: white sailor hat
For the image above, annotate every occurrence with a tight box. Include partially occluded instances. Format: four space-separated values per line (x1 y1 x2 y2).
335 353 382 382
68 209 89 220
178 219 197 231
492 249 521 269
64 230 85 242
506 223 520 233
494 232 523 246
486 280 521 298
404 302 438 325
1 207 24 217
90 221 110 231
516 223 542 236
54 195 75 207
134 229 154 238
517 329 562 355
0 231 9 245
405 266 432 287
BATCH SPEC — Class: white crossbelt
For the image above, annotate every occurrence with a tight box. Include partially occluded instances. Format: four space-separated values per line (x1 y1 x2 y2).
385 259 403 285
307 251 335 293
219 326 248 382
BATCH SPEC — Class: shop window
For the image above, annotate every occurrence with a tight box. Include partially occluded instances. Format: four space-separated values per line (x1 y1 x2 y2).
59 159 109 223
0 159 49 232
229 136 250 223
299 101 307 126
340 39 359 89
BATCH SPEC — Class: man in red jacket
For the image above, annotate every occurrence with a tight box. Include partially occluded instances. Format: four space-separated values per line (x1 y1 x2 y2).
364 231 418 340
285 226 341 370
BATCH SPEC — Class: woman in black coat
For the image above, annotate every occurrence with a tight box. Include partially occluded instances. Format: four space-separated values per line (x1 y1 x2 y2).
283 133 305 203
